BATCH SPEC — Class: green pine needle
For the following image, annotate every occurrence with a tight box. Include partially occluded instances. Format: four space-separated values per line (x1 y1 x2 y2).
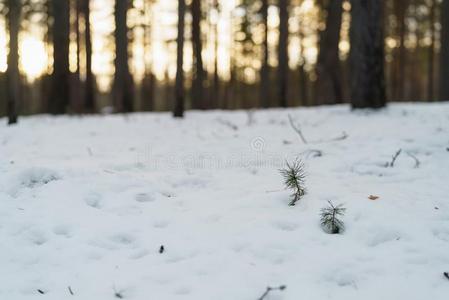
280 160 306 206
320 201 346 234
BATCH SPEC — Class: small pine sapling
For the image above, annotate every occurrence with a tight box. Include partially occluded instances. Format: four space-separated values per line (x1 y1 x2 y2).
320 201 346 234
280 160 306 206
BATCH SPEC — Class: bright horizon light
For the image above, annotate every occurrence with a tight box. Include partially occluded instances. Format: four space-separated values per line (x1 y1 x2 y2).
0 0 320 89
19 34 48 81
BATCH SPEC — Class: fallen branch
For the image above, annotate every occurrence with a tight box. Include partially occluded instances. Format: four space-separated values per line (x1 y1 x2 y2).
301 149 323 159
217 118 238 131
406 152 420 168
257 285 287 300
287 115 348 144
288 114 307 144
388 149 402 167
113 286 124 299
68 286 74 295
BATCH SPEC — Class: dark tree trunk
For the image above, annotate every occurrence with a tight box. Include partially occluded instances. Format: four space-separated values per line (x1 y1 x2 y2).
82 0 95 112
142 73 155 111
211 0 220 109
277 0 289 107
349 0 386 108
439 0 449 100
50 0 70 114
113 0 134 113
212 25 219 109
6 0 20 125
427 0 435 101
73 0 82 113
395 0 407 101
260 0 269 108
75 0 80 77
298 22 308 106
142 0 155 111
191 0 205 109
174 0 186 117
315 0 343 105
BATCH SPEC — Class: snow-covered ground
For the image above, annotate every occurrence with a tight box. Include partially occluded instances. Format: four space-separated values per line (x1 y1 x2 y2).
1 103 449 300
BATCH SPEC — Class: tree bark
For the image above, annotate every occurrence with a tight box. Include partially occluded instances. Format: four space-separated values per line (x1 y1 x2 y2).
6 0 20 124
191 0 205 109
50 0 70 114
113 0 134 113
395 0 407 101
82 0 95 112
72 0 82 113
298 23 308 106
277 0 289 107
260 0 269 108
142 0 155 111
315 0 343 105
212 0 220 109
427 0 435 101
349 0 386 108
174 0 186 117
439 0 449 100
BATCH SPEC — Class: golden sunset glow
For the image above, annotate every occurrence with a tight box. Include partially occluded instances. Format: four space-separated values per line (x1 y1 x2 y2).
19 34 47 80
0 20 6 72
0 0 322 90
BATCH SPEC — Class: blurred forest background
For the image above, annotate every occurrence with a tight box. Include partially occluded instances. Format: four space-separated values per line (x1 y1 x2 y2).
0 0 448 122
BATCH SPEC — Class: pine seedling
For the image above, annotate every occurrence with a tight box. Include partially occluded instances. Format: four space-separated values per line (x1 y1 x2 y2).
280 160 306 206
320 201 346 234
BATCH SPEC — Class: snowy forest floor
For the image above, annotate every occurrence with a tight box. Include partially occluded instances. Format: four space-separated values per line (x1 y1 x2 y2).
1 103 449 300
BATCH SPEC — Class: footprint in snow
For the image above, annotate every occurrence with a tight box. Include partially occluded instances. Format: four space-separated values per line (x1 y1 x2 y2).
432 228 449 242
135 192 156 203
153 220 169 229
9 167 61 196
110 233 136 245
25 230 48 246
19 167 61 189
52 224 73 238
84 192 102 208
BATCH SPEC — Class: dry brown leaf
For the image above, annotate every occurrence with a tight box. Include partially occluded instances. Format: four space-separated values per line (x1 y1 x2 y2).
368 195 379 200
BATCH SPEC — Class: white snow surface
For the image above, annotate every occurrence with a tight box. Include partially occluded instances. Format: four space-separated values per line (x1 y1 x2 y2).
1 103 449 300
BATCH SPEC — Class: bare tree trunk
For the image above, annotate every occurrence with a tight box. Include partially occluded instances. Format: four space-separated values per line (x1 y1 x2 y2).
277 0 289 107
315 0 343 105
174 0 186 117
75 0 80 77
113 0 134 113
439 0 449 100
260 0 269 108
349 0 386 108
396 0 407 101
73 0 82 113
427 0 435 101
191 0 205 109
142 0 155 111
6 0 20 124
82 0 95 112
298 23 308 106
212 0 220 109
50 0 70 114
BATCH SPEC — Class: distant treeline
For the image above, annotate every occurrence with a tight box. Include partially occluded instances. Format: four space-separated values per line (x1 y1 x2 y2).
0 0 448 123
